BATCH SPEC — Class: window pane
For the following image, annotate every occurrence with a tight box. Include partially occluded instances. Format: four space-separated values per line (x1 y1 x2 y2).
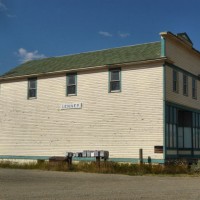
110 81 120 91
166 106 169 123
169 124 173 148
184 127 192 148
193 128 196 148
111 70 120 81
192 79 197 98
29 89 36 98
166 124 169 147
173 70 178 92
67 85 76 95
29 79 36 89
173 125 177 147
178 127 183 148
198 130 200 148
193 113 196 127
183 74 188 95
68 75 75 85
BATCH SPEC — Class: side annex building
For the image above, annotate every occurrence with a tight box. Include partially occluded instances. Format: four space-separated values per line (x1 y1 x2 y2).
0 31 200 163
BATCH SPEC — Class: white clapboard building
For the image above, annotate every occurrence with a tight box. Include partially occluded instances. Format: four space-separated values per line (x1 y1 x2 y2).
0 31 200 163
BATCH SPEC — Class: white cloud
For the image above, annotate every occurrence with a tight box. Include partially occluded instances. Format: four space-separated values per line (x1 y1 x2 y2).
16 48 46 63
118 32 131 38
0 0 7 11
99 31 113 37
7 14 16 18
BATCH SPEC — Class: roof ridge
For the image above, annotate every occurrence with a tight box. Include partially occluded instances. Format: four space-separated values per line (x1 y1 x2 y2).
51 41 161 59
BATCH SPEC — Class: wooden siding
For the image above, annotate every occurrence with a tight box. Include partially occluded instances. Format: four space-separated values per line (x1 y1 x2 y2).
0 63 164 160
166 39 200 75
165 36 200 109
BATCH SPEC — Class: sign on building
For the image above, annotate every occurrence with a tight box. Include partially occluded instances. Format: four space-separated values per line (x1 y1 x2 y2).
60 103 82 110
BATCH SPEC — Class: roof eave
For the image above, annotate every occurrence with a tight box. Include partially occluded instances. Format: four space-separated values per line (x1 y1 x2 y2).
160 31 200 57
0 57 167 82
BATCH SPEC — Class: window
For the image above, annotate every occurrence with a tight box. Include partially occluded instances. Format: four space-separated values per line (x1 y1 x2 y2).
183 74 188 96
193 113 200 149
109 68 121 92
173 70 178 92
192 78 197 99
66 73 77 96
166 105 177 148
28 78 37 99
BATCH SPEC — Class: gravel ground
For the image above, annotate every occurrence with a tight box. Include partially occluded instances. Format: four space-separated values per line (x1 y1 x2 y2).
0 168 200 200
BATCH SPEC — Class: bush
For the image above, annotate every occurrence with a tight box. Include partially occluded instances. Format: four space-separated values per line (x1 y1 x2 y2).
0 160 194 175
190 160 200 174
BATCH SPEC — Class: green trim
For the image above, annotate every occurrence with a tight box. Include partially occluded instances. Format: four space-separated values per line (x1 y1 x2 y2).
161 37 166 57
0 155 164 164
0 155 50 160
166 154 200 159
182 74 189 96
66 73 77 96
108 68 121 93
166 101 200 113
165 61 199 80
27 77 37 99
163 64 166 160
192 78 197 100
109 158 164 164
108 68 110 93
172 69 179 93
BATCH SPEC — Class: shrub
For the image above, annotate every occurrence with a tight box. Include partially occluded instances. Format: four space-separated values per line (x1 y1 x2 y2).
0 160 193 175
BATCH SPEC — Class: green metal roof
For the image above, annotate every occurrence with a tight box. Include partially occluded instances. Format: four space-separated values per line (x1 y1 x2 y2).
1 41 161 78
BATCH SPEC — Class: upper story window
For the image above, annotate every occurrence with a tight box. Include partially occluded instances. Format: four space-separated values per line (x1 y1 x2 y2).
66 73 77 96
109 68 121 92
192 78 197 99
173 70 179 93
28 78 37 99
183 74 188 96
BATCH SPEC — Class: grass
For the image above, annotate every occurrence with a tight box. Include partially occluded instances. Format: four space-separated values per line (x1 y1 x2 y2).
0 160 198 176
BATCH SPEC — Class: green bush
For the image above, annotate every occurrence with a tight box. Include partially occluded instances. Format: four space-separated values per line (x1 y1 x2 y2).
0 160 195 175
190 160 200 174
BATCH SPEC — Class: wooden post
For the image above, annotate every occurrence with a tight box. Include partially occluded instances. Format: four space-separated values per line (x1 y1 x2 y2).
148 156 151 165
96 156 100 169
139 149 143 164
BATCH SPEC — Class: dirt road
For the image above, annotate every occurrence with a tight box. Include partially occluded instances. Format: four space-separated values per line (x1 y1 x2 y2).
0 168 200 200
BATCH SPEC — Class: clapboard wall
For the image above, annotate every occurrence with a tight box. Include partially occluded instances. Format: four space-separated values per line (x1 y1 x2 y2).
0 62 164 160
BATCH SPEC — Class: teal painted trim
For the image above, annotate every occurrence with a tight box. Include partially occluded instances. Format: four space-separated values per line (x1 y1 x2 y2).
27 77 37 99
108 68 121 93
66 73 77 96
0 155 164 164
161 37 166 57
166 101 200 113
108 69 110 93
74 157 164 164
109 158 164 164
75 73 77 95
73 157 96 161
166 154 200 159
120 68 122 92
0 155 50 160
163 64 166 161
165 61 199 80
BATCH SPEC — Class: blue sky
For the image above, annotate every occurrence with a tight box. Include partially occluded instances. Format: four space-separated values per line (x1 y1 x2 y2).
0 0 200 75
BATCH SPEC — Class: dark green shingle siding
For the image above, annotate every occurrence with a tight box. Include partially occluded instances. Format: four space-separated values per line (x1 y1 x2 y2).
1 42 161 78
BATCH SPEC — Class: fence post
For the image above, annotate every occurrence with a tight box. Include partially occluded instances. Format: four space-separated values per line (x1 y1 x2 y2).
139 149 143 164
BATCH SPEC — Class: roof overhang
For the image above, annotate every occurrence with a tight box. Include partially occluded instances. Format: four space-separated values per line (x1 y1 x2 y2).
160 31 200 57
0 57 168 82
